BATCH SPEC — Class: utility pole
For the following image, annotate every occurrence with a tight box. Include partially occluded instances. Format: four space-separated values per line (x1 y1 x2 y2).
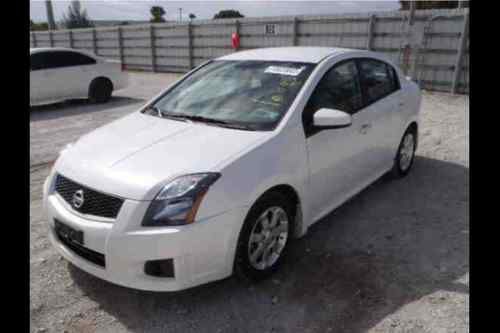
408 0 416 26
178 8 183 22
45 0 56 30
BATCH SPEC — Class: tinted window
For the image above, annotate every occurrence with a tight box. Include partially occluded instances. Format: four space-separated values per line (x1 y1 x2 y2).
388 65 400 90
358 59 398 105
31 51 96 70
303 60 363 130
30 53 46 71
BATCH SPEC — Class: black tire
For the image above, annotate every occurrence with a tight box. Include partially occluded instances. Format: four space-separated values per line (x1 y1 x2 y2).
391 127 417 178
88 78 113 103
234 191 294 282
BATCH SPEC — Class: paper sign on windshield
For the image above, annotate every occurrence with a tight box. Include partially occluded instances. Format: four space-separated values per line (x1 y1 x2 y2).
264 66 305 76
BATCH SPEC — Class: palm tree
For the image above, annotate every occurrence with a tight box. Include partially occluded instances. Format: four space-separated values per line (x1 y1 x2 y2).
150 6 166 23
62 0 93 29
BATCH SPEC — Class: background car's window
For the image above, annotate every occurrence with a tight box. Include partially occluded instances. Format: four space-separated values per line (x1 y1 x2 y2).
150 60 315 131
31 51 96 70
30 53 46 71
52 51 96 68
358 59 398 105
303 60 362 130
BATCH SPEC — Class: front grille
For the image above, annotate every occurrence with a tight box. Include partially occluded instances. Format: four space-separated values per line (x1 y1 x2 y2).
55 227 106 267
54 174 124 219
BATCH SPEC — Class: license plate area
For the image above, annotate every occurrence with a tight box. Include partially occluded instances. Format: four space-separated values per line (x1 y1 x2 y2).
54 219 84 246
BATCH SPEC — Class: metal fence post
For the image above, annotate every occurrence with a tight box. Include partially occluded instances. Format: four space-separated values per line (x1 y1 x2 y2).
187 22 194 70
150 24 157 72
68 30 74 48
92 28 98 55
292 17 298 46
452 11 469 94
117 27 124 65
235 20 240 51
32 32 37 47
49 30 54 47
366 14 376 50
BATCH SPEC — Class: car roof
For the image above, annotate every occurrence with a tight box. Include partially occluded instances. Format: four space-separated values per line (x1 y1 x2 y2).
30 47 97 58
217 47 368 64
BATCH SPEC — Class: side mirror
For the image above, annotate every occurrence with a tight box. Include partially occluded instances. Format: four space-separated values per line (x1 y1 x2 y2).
313 108 352 129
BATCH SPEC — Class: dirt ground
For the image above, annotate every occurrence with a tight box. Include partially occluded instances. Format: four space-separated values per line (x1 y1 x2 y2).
30 72 469 333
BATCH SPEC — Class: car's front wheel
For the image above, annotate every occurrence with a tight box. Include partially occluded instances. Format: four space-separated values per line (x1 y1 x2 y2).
234 192 293 282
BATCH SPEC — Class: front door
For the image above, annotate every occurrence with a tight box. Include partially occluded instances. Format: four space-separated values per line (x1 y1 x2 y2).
30 52 60 104
303 59 374 221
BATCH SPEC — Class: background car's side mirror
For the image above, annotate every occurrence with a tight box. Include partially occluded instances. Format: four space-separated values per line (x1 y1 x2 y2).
313 108 352 129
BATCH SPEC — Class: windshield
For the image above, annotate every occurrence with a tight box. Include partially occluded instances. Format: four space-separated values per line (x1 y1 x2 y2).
146 60 315 131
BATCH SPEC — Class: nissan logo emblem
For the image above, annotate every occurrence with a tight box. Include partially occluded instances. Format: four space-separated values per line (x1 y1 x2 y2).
72 189 85 209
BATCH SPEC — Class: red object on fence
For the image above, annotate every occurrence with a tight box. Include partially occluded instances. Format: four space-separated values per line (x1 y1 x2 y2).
231 32 240 50
402 44 411 74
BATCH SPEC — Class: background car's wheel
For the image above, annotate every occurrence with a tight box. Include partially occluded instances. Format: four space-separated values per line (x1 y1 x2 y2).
392 126 417 178
88 78 113 103
234 191 294 282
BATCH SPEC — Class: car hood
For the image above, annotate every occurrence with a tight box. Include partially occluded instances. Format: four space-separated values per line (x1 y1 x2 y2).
55 112 270 200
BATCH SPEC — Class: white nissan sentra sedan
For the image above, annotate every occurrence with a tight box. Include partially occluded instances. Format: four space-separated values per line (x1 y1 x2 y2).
30 47 128 106
43 47 421 291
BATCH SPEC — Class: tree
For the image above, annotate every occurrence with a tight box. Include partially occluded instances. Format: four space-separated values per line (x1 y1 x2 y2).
30 20 49 31
399 1 469 10
150 6 166 23
62 0 93 29
213 10 244 19
189 13 196 21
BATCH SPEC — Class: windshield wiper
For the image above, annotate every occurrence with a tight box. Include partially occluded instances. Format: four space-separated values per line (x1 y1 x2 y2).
145 106 191 122
163 114 255 131
144 105 164 117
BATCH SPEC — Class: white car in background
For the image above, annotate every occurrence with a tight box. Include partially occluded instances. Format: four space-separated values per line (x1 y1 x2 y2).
43 47 421 291
30 47 128 106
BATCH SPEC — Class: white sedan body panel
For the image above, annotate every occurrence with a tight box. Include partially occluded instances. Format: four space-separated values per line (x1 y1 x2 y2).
30 47 128 106
43 47 421 291
55 112 271 202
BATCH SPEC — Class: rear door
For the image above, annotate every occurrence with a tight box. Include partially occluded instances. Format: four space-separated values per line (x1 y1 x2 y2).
47 51 98 98
356 58 403 173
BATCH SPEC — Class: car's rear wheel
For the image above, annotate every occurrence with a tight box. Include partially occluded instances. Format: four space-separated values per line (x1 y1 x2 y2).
88 78 113 103
392 127 416 177
234 192 293 282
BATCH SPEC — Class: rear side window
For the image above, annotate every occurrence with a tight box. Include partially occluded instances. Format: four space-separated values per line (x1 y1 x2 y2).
358 59 399 105
30 51 96 71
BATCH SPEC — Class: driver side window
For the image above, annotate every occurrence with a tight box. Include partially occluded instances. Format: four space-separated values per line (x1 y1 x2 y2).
302 60 362 132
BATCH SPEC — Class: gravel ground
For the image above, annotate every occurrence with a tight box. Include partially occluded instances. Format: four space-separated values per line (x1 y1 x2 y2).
30 72 469 333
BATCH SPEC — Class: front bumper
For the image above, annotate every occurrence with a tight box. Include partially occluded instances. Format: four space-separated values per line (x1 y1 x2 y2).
43 178 245 291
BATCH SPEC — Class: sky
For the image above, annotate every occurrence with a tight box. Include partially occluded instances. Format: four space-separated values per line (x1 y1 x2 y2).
30 0 400 22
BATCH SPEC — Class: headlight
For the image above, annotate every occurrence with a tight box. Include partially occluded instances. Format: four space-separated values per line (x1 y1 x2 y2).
142 173 221 227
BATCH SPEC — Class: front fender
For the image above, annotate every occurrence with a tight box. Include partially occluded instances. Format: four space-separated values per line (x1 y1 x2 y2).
196 126 309 233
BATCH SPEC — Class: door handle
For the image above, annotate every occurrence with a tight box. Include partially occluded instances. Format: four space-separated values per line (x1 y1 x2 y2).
360 123 372 134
